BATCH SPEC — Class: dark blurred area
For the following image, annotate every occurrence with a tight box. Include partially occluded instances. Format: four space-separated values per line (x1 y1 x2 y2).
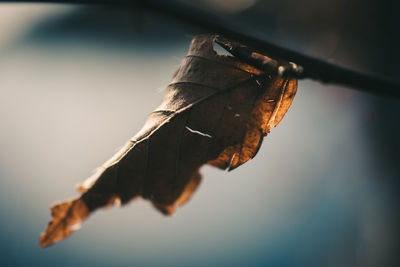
0 0 399 266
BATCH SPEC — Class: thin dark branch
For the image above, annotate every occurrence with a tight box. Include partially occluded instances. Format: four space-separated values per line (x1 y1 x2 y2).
3 0 400 98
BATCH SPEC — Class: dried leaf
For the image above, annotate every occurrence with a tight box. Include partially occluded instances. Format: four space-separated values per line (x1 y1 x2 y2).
39 34 297 247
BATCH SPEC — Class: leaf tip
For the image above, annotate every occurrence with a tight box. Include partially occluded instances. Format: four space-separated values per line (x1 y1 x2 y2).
39 198 89 247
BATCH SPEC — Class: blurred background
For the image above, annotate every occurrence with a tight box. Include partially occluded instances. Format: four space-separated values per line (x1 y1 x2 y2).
0 1 399 266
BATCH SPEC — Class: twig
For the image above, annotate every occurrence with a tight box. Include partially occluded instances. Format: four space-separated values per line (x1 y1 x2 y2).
2 0 400 98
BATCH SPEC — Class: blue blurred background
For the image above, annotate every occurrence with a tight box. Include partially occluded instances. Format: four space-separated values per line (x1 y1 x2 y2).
0 1 399 266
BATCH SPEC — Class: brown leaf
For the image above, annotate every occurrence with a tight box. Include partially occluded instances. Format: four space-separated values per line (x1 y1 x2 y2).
39 34 297 247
